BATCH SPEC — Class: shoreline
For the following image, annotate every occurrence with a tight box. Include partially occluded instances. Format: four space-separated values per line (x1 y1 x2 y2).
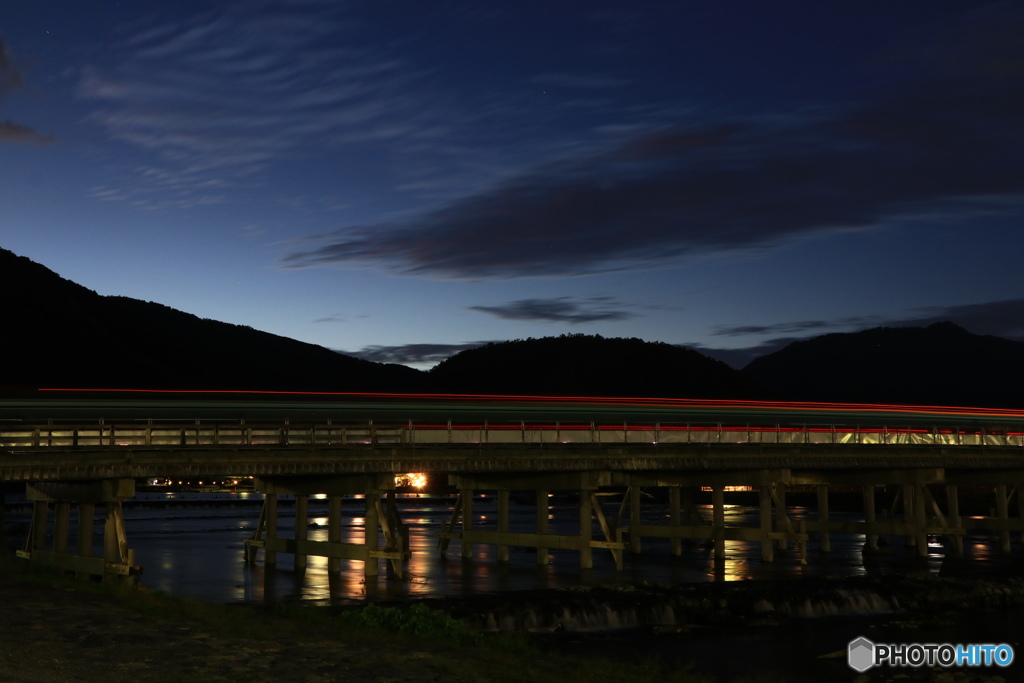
1 552 1022 682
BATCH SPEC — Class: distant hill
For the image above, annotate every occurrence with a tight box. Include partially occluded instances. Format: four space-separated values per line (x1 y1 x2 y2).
7 247 1023 406
0 247 423 391
742 322 1024 408
428 334 770 399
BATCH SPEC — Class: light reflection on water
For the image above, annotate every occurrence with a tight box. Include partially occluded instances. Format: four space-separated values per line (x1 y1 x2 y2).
4 491 1022 604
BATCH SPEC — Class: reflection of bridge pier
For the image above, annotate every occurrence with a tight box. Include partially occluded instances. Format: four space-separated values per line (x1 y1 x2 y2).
244 474 410 578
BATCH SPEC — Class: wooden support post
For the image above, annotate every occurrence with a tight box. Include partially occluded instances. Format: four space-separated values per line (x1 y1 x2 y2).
536 490 549 565
817 485 831 552
579 490 593 570
78 503 95 557
328 495 342 572
863 485 878 552
294 495 309 571
798 520 808 565
102 502 130 582
497 490 510 563
712 485 725 563
590 492 622 571
462 490 474 560
759 485 774 562
53 502 70 554
438 493 462 555
914 484 928 557
1018 486 1024 547
996 484 1011 553
630 486 642 554
265 494 278 567
246 498 267 564
30 501 48 551
364 493 379 577
682 486 697 547
669 487 682 556
774 483 788 550
947 484 963 558
903 484 916 548
375 495 403 578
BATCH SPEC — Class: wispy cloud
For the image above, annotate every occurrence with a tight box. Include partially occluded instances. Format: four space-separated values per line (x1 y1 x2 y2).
75 2 457 201
468 296 635 324
529 72 628 89
695 297 1024 368
0 35 54 145
283 5 1024 279
0 35 24 96
0 120 55 145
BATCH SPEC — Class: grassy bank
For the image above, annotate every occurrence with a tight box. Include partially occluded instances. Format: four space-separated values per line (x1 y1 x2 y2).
0 552 711 683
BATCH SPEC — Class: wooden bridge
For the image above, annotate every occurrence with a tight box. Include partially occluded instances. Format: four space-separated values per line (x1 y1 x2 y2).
3 392 1024 582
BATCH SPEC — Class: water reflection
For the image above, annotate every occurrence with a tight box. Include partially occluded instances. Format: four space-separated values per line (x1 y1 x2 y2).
5 490 1023 604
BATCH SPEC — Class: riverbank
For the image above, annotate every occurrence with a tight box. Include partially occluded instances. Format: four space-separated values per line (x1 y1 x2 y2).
0 553 708 683
0 553 1020 682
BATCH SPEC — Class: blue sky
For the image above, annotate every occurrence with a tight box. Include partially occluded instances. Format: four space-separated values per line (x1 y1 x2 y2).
3 1 1022 369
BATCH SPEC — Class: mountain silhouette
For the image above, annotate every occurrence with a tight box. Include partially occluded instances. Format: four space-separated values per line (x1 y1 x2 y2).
742 321 1024 408
5 247 1022 407
0 247 422 391
429 334 769 398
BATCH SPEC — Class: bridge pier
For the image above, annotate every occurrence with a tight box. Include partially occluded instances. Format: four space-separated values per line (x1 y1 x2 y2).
617 470 807 566
244 474 408 579
438 473 626 570
17 479 139 582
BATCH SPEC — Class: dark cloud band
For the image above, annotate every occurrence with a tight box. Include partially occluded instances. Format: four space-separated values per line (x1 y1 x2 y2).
282 6 1024 279
468 297 634 324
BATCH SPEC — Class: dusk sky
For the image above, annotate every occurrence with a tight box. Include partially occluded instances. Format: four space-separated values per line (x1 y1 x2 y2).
3 1 1022 369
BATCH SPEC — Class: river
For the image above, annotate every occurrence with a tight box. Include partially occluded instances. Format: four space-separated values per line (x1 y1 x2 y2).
6 490 1024 681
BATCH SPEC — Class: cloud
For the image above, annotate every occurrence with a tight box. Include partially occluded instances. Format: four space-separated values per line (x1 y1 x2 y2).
75 2 443 196
0 35 24 97
468 296 635 324
283 5 1024 279
313 314 349 324
342 341 497 365
712 317 884 338
0 36 55 146
529 72 628 89
695 297 1024 368
0 120 55 145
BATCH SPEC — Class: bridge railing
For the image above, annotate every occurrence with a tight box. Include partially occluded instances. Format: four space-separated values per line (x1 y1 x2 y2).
1 421 1023 448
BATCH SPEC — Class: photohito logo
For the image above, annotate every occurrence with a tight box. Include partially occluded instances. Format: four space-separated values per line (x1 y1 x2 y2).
848 637 1014 672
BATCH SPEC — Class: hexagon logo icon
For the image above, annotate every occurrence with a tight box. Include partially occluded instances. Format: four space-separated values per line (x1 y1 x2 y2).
848 637 875 672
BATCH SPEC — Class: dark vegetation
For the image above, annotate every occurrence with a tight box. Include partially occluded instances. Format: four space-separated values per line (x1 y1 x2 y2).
4 247 1022 406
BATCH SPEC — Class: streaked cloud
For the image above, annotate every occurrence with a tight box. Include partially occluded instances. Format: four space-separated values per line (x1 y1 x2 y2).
0 120 55 145
0 35 23 96
695 298 1024 368
468 296 635 324
0 35 54 145
75 3 447 198
342 341 497 366
529 72 628 89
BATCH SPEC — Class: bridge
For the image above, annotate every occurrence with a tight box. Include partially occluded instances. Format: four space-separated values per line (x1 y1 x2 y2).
3 390 1024 582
